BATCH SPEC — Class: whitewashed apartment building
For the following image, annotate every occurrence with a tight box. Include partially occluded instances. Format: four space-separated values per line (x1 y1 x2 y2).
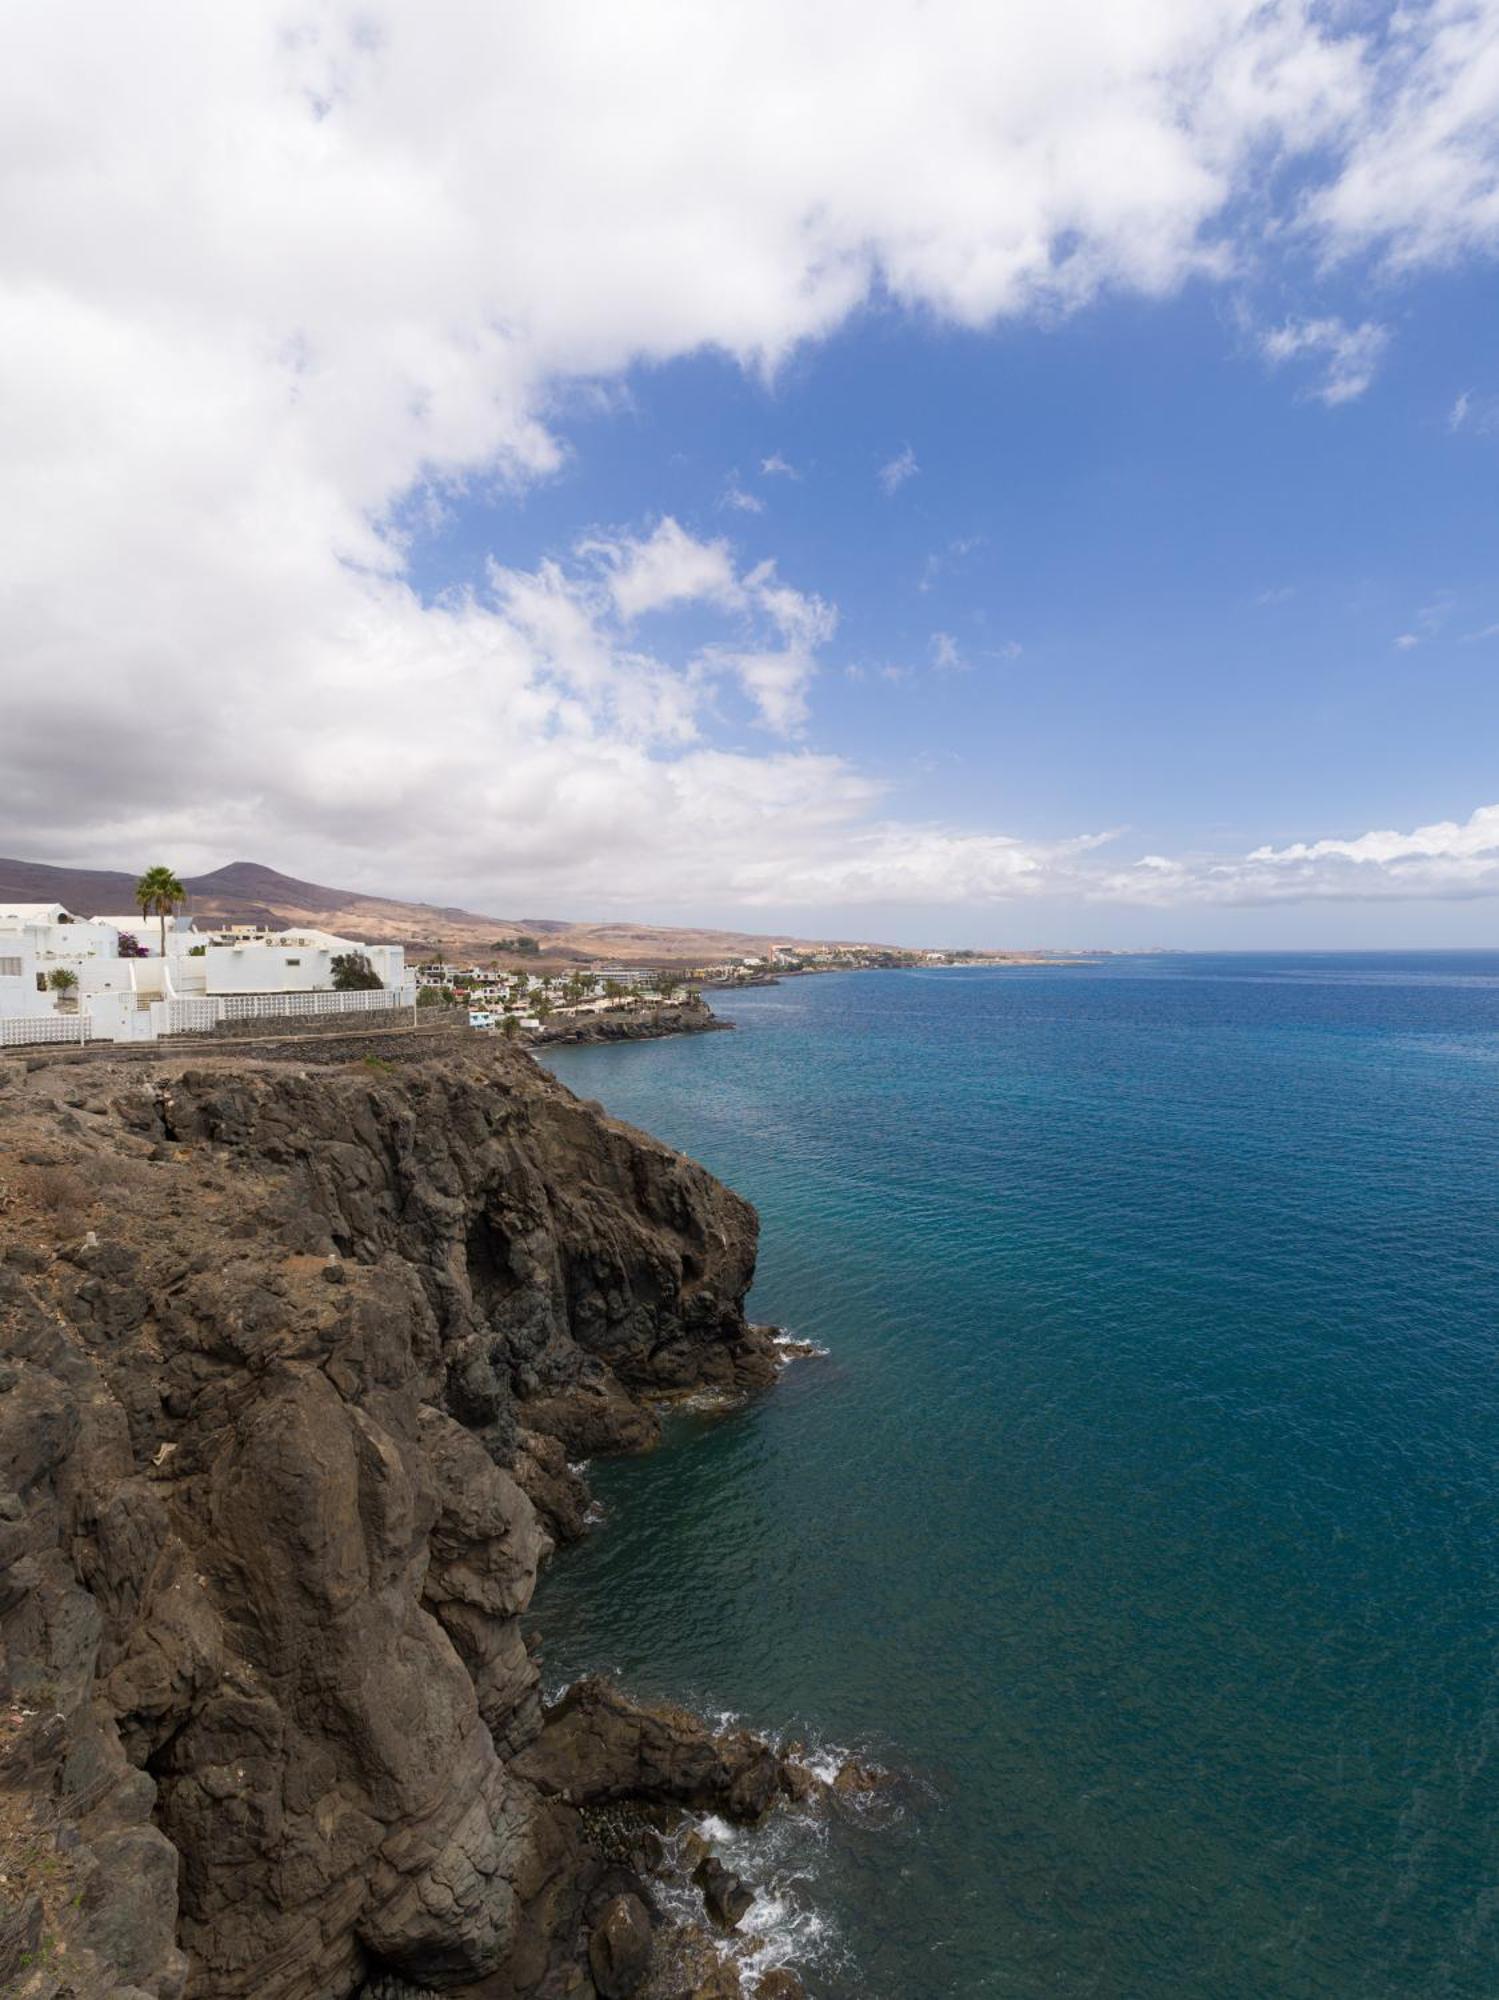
0 905 415 1048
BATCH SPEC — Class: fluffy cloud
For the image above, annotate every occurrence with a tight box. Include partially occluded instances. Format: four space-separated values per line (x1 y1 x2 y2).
615 803 1499 909
4 1 1499 918
1260 316 1390 403
1304 0 1499 271
586 519 743 625
490 518 834 740
1081 804 1499 907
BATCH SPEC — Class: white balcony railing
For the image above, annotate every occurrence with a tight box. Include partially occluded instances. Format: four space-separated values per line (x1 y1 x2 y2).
0 1012 90 1047
2 983 417 1051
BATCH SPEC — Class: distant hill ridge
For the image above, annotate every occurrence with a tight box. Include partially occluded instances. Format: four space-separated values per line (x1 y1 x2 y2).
0 855 864 964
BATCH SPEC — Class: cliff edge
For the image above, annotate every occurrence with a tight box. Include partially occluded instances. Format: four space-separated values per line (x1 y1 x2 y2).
0 1042 791 2000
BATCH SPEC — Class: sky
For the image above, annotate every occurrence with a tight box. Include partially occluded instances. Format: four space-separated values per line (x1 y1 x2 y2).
4 1 1499 947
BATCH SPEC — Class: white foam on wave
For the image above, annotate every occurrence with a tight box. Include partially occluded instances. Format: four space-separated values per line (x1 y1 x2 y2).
737 1886 837 1972
679 1801 842 1983
771 1328 831 1360
791 1746 845 1787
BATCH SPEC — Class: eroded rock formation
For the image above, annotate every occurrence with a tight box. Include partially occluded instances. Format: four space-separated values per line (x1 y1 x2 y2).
0 1042 785 1999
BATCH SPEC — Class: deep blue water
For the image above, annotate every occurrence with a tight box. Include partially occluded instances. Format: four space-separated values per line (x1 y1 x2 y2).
534 955 1499 1998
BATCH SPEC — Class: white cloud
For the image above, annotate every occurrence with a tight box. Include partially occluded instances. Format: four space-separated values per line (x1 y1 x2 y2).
492 519 833 739
1303 3 1499 274
721 480 765 514
731 800 1499 908
695 557 838 733
712 802 1499 910
586 517 743 623
930 632 965 671
5 3 1499 919
1444 387 1499 435
1260 316 1390 404
1394 632 1421 649
878 446 920 495
760 453 800 479
1226 803 1499 900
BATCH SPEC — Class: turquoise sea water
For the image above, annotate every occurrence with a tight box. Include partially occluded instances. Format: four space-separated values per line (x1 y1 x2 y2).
535 955 1499 1998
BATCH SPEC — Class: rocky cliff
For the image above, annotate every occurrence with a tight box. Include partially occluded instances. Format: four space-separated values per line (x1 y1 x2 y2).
0 1042 797 2000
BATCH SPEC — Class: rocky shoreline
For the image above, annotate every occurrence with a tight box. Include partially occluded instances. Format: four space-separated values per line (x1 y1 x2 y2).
0 1038 848 1999
526 994 730 1052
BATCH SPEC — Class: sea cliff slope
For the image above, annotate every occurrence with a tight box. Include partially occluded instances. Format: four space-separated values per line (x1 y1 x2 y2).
0 1041 788 1999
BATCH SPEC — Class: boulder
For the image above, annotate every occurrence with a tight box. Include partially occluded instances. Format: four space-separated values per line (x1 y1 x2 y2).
587 1891 654 1997
693 1855 756 1930
755 1972 806 1999
517 1677 784 1820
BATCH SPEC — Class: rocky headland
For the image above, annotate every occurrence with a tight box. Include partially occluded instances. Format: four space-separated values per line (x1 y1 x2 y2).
0 1037 837 2000
527 996 729 1051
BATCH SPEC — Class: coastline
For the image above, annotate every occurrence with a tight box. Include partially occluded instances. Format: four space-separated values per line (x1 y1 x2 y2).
527 991 731 1050
0 1032 835 2000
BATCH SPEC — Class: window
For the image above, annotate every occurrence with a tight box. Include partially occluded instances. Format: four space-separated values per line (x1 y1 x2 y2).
0 957 21 978
286 957 301 966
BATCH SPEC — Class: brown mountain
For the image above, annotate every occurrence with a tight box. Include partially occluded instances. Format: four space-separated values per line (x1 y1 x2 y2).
0 855 872 964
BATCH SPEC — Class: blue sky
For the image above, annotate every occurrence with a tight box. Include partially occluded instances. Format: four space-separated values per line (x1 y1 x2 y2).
407 264 1499 943
7 1 1499 945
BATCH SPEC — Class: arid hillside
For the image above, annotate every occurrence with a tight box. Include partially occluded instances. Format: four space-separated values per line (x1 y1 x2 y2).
0 856 880 964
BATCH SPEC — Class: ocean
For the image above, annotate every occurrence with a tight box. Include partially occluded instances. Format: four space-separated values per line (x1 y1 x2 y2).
533 954 1499 1998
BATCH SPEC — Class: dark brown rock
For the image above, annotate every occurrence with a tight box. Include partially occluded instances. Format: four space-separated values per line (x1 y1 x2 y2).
692 1855 755 1930
588 1891 653 1997
0 1043 777 1999
529 993 730 1050
754 1971 805 1999
516 1677 785 1820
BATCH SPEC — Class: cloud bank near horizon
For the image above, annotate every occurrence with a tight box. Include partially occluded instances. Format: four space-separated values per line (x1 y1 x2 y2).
5 1 1499 918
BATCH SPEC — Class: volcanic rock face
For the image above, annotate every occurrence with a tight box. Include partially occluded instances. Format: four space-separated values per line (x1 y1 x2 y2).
0 1043 779 1999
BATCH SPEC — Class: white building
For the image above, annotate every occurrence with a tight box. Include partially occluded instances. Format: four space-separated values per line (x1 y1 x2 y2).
0 905 412 1046
171 928 405 998
0 918 49 1019
89 913 194 955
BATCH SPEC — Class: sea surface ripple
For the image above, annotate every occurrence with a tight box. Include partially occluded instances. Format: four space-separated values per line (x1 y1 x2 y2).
536 954 1499 1998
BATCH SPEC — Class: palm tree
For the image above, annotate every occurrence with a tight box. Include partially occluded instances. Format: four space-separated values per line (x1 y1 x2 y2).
136 865 187 959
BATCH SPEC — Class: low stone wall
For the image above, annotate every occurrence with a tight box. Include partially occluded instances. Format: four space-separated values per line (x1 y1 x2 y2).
2 1014 473 1072
204 1004 417 1041
221 1019 474 1066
